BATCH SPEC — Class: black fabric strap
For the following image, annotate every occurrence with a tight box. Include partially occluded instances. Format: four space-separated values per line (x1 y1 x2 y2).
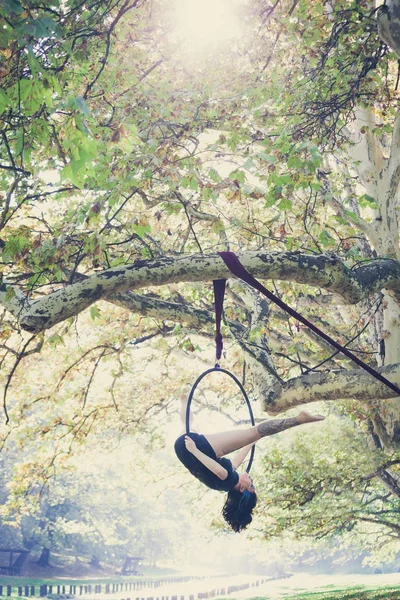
218 251 400 397
213 279 226 362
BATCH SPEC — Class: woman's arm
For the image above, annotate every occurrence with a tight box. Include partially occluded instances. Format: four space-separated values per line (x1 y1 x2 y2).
231 443 254 470
185 436 228 480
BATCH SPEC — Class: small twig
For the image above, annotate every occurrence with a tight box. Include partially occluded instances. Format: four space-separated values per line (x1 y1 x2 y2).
3 334 42 424
82 348 107 409
175 192 203 253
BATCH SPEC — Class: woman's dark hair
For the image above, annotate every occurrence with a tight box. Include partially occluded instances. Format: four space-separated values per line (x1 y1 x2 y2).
222 489 257 532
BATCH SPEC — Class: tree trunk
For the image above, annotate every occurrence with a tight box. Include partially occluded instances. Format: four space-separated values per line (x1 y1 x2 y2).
343 107 400 447
90 555 101 569
37 547 51 567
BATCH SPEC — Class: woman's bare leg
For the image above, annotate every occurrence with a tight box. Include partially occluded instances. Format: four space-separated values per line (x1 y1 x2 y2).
204 412 324 457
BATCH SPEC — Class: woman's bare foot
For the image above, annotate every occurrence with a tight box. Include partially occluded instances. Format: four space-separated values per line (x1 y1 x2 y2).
297 411 325 424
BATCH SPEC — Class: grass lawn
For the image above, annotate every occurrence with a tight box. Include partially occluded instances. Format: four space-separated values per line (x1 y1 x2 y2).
241 585 400 599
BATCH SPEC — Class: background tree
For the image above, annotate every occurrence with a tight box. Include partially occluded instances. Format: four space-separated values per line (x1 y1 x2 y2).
0 432 198 570
256 413 400 566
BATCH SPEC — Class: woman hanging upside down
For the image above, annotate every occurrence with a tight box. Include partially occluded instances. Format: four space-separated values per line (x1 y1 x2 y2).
174 401 324 533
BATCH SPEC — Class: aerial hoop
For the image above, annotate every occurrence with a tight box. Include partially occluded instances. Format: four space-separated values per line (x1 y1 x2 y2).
185 365 256 473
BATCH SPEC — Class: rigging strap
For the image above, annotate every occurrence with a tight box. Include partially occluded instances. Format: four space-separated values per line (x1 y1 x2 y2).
215 251 400 397
213 279 226 361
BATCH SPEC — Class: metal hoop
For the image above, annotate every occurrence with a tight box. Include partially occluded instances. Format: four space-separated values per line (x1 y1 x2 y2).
185 366 255 473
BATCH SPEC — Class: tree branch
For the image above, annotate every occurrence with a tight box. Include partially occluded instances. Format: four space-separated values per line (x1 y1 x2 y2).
109 290 215 327
326 194 377 240
264 362 400 412
376 469 400 498
2 252 400 333
377 1 400 57
359 516 400 535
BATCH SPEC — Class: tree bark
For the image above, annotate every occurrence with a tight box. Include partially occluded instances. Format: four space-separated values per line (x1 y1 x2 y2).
3 252 400 332
265 362 400 410
377 1 400 58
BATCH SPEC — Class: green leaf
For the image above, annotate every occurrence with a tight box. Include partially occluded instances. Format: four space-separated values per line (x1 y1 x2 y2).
47 334 65 348
14 129 23 156
61 163 82 188
123 123 141 145
19 80 33 102
345 245 362 260
319 229 335 248
24 17 60 39
50 75 62 96
358 194 378 209
53 268 64 282
264 191 279 208
344 209 359 223
3 235 30 259
278 198 293 211
27 51 42 76
0 90 9 115
181 176 198 190
5 287 16 302
0 0 23 17
256 152 276 163
229 170 246 183
208 168 220 182
74 96 91 117
90 305 101 321
242 157 255 170
133 223 151 238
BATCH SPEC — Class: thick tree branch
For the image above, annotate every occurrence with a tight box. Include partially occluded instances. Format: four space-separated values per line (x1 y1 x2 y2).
326 194 378 243
376 469 400 498
377 1 400 57
264 362 400 412
62 269 217 328
2 252 400 332
109 291 215 327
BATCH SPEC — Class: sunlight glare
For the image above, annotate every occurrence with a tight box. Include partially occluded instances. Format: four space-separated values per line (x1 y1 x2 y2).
172 0 241 54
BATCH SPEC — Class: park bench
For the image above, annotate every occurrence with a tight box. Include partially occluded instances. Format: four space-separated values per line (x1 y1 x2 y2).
0 549 30 576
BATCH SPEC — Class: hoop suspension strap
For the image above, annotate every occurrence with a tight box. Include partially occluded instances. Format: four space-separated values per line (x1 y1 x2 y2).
218 251 400 397
213 279 226 362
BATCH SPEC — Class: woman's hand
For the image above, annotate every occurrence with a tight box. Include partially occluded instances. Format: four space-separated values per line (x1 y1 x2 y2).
184 435 197 454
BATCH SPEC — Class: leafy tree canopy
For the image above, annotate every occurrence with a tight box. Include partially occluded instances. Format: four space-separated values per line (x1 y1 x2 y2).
1 0 400 559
